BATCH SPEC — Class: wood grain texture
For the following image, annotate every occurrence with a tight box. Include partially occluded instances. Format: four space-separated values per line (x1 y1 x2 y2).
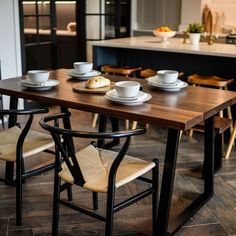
0 69 236 131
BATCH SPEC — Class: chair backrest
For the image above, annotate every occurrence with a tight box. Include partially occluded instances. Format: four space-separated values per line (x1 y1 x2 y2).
0 108 49 147
40 112 146 186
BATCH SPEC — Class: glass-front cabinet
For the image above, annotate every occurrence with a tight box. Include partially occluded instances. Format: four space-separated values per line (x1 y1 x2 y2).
86 0 130 40
20 0 77 71
19 0 131 72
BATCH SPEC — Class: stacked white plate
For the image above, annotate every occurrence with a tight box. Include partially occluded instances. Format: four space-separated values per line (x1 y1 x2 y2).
68 69 101 80
147 75 188 92
21 79 59 90
105 89 152 106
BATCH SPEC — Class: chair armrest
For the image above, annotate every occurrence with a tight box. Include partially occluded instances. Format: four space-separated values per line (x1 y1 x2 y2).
0 108 49 115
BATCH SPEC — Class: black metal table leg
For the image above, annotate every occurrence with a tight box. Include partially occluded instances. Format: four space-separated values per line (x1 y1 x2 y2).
5 96 18 184
214 133 222 173
97 115 108 148
156 128 181 235
203 117 214 194
157 117 214 236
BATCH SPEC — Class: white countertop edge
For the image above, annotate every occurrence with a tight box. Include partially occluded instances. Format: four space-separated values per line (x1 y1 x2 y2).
91 36 236 58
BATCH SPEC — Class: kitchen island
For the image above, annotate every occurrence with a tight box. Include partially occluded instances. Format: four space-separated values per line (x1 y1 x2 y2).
92 36 236 79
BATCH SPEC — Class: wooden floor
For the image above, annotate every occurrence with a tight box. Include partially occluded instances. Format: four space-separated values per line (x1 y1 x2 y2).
1 107 236 236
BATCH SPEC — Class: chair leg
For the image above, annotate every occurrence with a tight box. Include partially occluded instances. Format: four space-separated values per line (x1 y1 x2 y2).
92 192 98 210
16 158 22 225
52 175 61 236
225 121 236 159
179 130 183 141
92 113 99 128
67 185 73 201
131 121 138 130
105 187 115 236
125 119 129 130
152 159 159 236
189 129 193 137
52 151 61 236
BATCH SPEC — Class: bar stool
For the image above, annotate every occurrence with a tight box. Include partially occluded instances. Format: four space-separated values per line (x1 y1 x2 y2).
225 120 236 159
92 65 142 130
187 74 234 161
188 74 233 120
101 65 142 77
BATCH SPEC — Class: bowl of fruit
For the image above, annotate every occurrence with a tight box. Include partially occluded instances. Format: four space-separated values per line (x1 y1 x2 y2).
153 26 176 43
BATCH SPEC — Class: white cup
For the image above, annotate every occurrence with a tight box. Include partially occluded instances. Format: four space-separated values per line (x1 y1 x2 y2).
115 81 140 98
73 62 93 74
27 70 49 84
157 70 178 84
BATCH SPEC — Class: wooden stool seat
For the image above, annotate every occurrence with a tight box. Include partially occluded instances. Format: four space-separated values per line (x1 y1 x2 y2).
188 74 234 88
140 68 157 78
101 65 142 77
188 74 233 120
194 117 232 134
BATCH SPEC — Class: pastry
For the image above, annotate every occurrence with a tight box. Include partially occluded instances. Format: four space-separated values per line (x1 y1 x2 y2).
85 76 110 89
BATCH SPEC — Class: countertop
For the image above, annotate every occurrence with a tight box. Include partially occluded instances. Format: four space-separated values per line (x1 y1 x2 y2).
92 36 236 58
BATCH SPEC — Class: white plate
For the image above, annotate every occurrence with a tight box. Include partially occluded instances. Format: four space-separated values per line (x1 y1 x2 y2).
147 77 188 91
106 89 147 101
68 69 101 80
105 91 151 105
21 79 59 90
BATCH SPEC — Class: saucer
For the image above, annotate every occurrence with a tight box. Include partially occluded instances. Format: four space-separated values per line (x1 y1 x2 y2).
147 77 188 91
68 69 101 80
21 79 59 90
105 90 151 105
106 89 146 101
148 76 180 87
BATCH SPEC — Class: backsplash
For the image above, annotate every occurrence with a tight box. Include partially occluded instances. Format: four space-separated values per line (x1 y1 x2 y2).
203 0 236 33
180 0 236 34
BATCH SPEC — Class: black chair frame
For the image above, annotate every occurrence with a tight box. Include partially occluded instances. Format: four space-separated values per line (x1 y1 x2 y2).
40 112 159 236
0 108 55 225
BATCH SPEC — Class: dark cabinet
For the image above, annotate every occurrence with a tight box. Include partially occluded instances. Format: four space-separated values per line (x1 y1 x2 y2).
56 35 77 68
24 32 77 70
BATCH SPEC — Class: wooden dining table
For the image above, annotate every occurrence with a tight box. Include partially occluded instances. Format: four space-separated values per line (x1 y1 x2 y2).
1 68 236 235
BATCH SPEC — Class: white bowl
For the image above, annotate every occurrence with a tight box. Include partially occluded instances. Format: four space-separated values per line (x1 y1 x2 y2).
73 62 93 74
27 70 49 84
153 31 176 42
115 81 140 98
157 70 178 84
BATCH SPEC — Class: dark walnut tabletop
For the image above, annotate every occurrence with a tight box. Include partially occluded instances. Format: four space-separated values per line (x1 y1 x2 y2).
0 68 236 131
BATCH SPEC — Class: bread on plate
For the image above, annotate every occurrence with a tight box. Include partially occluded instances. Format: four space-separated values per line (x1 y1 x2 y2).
85 76 111 89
